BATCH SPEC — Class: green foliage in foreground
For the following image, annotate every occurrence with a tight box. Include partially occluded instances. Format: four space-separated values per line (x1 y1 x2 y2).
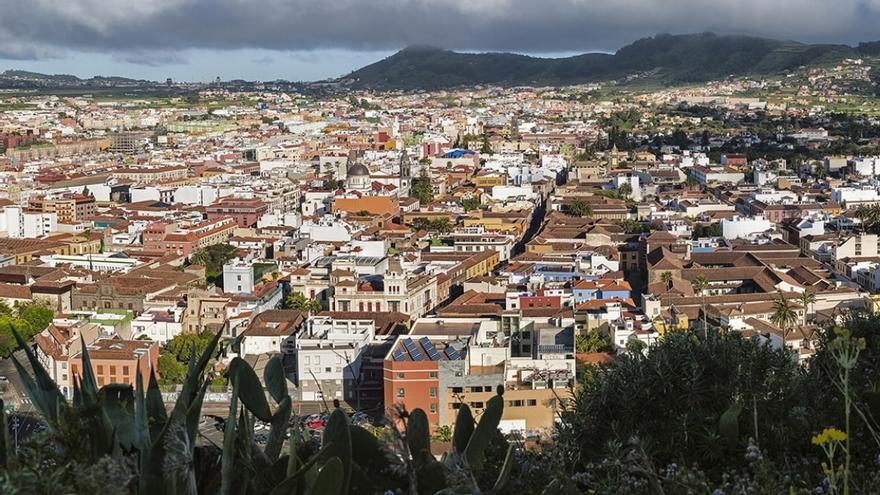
0 325 516 494
5 311 880 493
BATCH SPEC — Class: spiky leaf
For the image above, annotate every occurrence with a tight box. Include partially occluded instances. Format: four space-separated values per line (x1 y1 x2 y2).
264 356 288 404
311 457 344 495
407 408 432 467
320 408 352 494
265 396 292 461
9 328 65 427
464 392 504 469
492 444 515 492
718 403 743 448
99 383 136 449
452 403 474 454
229 357 272 422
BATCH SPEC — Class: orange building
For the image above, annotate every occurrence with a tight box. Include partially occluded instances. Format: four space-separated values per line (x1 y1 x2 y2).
70 338 159 387
383 338 441 426
333 196 397 216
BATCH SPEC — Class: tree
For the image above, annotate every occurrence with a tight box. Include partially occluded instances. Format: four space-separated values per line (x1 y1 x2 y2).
479 133 493 154
559 330 805 478
166 331 217 363
18 302 53 332
660 271 673 290
692 275 709 337
285 292 322 314
568 198 593 218
618 182 633 199
0 316 34 357
625 339 647 354
461 197 481 212
575 331 613 353
798 291 816 326
191 243 238 286
157 352 187 385
770 294 799 343
411 168 434 205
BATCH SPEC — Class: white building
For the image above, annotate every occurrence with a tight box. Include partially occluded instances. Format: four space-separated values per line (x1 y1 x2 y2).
131 308 183 344
223 260 255 294
721 215 774 240
293 316 376 401
3 206 57 238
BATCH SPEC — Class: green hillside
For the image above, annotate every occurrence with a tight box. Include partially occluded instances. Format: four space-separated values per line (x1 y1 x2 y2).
344 32 871 89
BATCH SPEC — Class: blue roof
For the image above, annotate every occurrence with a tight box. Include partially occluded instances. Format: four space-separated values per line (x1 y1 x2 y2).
442 149 476 158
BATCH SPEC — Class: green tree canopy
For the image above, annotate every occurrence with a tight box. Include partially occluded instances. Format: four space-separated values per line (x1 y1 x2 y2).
568 198 593 218
285 292 322 313
191 243 238 286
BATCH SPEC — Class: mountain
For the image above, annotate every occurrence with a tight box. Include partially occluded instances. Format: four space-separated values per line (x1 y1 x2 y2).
343 32 875 90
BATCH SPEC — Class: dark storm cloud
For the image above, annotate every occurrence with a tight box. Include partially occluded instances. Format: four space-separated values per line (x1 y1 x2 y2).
2 0 880 63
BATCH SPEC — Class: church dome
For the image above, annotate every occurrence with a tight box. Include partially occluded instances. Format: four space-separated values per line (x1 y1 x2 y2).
347 162 370 177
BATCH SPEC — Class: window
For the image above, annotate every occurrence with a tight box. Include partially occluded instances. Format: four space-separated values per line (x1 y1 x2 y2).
325 367 331 373
451 403 461 410
507 400 524 407
397 372 405 379
469 386 482 393
527 399 537 406
429 403 437 413
396 388 405 398
429 387 437 397
110 366 116 375
470 402 484 409
97 365 104 374
304 356 310 365
429 371 437 378
314 356 320 365
123 366 129 375
451 387 463 394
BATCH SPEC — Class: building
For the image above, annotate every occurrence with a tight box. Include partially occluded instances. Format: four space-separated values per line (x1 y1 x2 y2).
206 198 268 228
70 338 159 388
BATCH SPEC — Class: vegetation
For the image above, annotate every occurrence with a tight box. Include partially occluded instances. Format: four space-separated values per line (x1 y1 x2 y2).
347 33 861 90
460 197 481 212
0 302 54 357
191 244 239 286
284 292 322 313
692 275 709 335
567 198 593 218
409 217 453 233
0 327 517 494
575 330 613 353
157 331 223 389
411 168 434 205
770 294 799 342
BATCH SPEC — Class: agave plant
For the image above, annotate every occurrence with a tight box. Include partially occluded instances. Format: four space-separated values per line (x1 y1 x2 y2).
1 325 519 495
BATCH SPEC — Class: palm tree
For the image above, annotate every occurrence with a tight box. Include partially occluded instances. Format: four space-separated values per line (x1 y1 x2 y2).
569 198 593 218
691 275 709 338
660 271 673 291
770 294 799 346
797 290 816 326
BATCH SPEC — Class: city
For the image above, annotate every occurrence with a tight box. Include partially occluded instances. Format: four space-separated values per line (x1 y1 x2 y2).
1 4 880 494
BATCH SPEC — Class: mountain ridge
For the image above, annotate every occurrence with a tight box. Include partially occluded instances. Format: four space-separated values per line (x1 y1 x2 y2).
343 32 878 89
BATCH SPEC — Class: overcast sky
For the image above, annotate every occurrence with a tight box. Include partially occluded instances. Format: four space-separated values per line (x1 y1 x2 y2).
1 0 879 82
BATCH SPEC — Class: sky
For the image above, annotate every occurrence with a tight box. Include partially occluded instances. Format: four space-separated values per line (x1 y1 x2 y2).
2 0 880 82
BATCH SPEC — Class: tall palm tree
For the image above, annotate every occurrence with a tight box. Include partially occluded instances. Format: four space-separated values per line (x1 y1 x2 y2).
770 294 799 346
692 275 709 338
660 271 673 291
797 290 816 327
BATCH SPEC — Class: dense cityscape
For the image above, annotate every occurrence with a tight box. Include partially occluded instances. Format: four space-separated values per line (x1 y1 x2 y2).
1 15 880 495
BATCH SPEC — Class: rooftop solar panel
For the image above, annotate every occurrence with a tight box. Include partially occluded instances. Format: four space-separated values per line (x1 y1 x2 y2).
444 346 461 360
404 338 425 361
392 350 407 361
420 336 442 361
